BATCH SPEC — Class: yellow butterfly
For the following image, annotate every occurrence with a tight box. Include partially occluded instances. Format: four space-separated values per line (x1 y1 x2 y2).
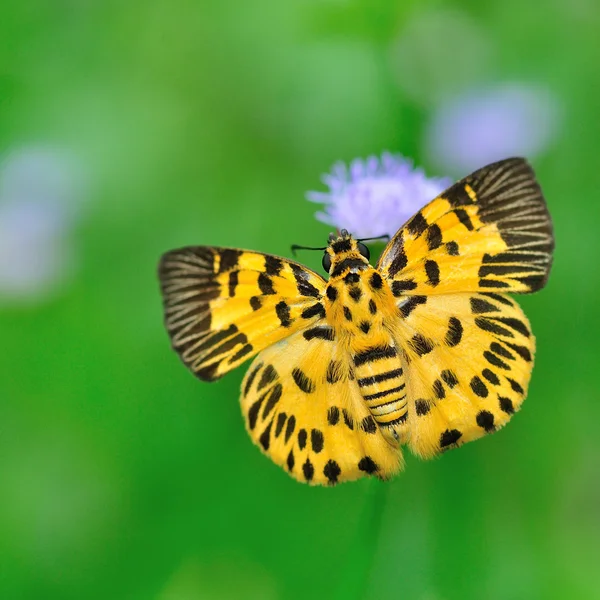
158 158 554 485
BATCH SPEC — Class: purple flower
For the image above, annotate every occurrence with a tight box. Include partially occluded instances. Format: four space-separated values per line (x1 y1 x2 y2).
307 153 451 239
0 145 85 302
424 83 560 174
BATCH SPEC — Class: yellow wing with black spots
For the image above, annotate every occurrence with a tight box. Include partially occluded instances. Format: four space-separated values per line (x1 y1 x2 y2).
159 247 327 381
391 292 534 458
241 329 403 485
377 158 554 296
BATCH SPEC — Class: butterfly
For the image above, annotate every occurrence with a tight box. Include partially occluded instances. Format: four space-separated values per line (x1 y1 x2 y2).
158 157 554 485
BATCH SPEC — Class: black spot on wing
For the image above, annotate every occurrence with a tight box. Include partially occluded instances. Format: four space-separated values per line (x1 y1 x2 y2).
259 421 272 450
257 364 278 391
483 351 511 370
425 260 440 286
499 396 514 414
441 369 458 388
343 409 354 430
358 456 378 474
391 279 418 295
265 255 283 276
504 342 532 362
327 406 340 425
250 296 262 311
301 303 325 319
440 429 462 448
487 317 531 338
275 301 292 327
407 212 428 236
326 286 338 301
361 416 377 433
262 384 282 419
228 270 239 297
476 410 495 432
284 415 296 442
475 317 515 338
258 273 275 295
290 264 321 298
297 428 307 450
408 333 434 356
507 378 524 395
426 224 443 250
243 362 262 397
311 429 324 453
399 296 427 318
445 317 463 347
247 397 264 431
292 368 316 393
326 361 342 384
303 458 314 481
387 240 408 278
275 412 287 437
454 208 474 231
415 399 430 416
218 249 242 272
482 368 500 385
470 376 489 398
323 460 341 484
303 326 335 341
470 297 500 314
446 241 459 256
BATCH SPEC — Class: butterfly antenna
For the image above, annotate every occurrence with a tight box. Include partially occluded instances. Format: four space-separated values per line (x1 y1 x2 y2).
291 244 327 257
356 234 391 243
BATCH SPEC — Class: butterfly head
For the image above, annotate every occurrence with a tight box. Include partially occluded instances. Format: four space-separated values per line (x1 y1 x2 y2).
322 229 371 276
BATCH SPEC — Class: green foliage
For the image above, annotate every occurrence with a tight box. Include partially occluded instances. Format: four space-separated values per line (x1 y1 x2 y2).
1 0 599 598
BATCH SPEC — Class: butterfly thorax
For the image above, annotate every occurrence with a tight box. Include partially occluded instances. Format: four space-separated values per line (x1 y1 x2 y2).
324 234 408 443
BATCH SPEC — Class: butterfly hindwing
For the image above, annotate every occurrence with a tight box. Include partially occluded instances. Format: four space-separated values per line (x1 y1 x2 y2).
377 157 554 296
159 247 327 381
241 329 403 485
390 292 534 458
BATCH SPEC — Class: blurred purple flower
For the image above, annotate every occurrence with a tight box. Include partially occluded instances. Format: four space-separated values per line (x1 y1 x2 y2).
0 145 85 302
424 83 560 174
307 153 451 239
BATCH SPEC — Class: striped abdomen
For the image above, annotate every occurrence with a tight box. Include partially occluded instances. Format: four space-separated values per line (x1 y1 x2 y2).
353 343 407 428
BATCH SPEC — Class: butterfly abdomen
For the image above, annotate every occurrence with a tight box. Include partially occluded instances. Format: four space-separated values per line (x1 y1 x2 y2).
325 263 408 434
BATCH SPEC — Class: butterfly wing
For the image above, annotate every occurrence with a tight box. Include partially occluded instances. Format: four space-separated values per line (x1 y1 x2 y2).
377 158 554 295
390 292 534 458
158 247 327 381
241 329 403 485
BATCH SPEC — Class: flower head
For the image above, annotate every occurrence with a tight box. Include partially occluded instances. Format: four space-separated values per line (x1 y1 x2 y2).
424 83 560 173
0 145 85 303
307 153 451 239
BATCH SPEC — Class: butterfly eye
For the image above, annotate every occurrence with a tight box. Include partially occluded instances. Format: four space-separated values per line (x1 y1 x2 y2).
322 252 332 273
357 242 370 261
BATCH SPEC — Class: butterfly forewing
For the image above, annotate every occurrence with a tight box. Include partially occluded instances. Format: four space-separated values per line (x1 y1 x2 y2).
159 247 327 381
377 158 554 295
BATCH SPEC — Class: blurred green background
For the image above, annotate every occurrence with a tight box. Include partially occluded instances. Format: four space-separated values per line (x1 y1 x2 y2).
1 1 599 598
